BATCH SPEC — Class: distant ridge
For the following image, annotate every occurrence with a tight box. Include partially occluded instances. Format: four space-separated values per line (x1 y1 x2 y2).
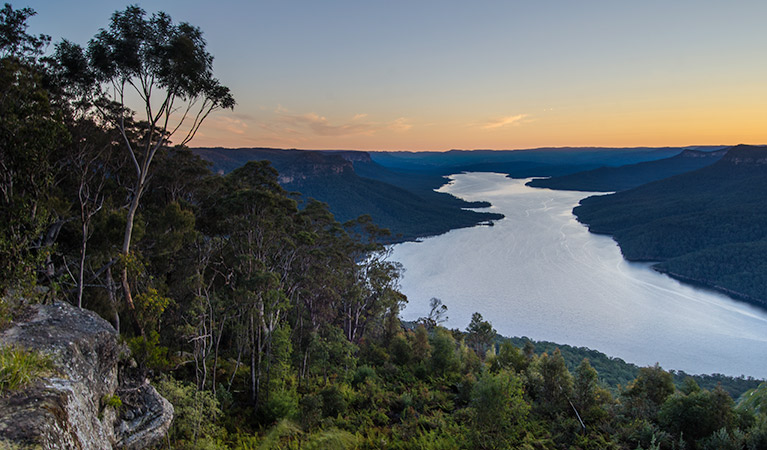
574 145 767 307
369 146 699 176
526 148 727 192
192 147 503 242
192 145 735 243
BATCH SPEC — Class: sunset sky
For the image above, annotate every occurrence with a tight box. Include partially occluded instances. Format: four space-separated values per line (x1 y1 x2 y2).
23 0 767 151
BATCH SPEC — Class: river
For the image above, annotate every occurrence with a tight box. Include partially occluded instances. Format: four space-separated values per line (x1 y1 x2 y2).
390 172 767 377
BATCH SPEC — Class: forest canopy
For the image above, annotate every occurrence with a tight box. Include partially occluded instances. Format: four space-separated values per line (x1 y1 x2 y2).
1 4 766 449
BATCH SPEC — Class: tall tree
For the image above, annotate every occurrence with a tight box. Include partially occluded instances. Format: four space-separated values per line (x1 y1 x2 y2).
84 6 234 311
466 312 496 357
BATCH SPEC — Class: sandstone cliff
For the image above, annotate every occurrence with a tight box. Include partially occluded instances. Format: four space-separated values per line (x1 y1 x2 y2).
0 302 173 449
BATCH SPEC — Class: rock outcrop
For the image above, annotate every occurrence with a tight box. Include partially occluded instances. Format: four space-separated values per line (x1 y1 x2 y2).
0 302 173 449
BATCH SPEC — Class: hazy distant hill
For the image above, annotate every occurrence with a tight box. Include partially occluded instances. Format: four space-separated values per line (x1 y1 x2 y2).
193 146 728 242
527 148 727 192
369 146 703 176
192 147 503 241
574 145 767 306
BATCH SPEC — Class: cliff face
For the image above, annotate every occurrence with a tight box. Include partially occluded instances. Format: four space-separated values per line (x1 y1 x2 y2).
0 302 173 449
276 152 355 184
718 144 767 165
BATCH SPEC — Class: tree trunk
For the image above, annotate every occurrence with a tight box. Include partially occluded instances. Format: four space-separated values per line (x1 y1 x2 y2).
106 265 120 334
250 312 257 404
77 220 87 308
120 190 140 311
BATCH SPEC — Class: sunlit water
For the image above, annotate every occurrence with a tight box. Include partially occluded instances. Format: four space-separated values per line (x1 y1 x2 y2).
391 172 767 377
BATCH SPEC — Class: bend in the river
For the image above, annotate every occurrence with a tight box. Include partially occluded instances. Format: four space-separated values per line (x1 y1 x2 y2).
391 172 767 377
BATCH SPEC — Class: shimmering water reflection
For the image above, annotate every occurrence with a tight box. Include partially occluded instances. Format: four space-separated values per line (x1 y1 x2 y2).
391 172 767 377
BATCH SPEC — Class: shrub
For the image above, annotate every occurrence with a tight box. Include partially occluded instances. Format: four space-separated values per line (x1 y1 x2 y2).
102 394 122 409
155 376 225 448
126 331 169 373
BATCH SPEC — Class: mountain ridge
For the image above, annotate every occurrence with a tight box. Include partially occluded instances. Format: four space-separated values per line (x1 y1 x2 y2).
573 144 767 307
192 147 504 242
526 148 727 192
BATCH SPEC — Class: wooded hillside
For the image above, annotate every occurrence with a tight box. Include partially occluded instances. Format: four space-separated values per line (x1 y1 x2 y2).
2 5 766 449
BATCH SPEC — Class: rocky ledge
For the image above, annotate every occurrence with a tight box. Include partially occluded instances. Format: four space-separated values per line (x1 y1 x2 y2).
0 302 173 449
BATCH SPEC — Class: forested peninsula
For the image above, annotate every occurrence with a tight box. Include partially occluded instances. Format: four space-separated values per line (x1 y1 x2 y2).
574 145 767 308
3 4 767 449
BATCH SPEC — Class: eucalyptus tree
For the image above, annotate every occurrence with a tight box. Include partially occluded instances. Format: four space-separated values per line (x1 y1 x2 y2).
82 6 234 311
290 199 350 378
340 216 404 344
466 312 496 357
203 161 300 410
50 117 119 309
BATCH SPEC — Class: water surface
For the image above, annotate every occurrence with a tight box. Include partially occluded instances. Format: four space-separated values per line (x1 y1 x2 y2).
391 172 767 377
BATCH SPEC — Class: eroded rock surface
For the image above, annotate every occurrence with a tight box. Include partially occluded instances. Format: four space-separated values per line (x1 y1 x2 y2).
0 302 173 449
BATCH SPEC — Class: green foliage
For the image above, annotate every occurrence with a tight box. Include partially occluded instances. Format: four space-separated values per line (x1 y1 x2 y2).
411 324 432 363
260 388 299 424
351 365 376 388
87 6 234 112
738 382 767 415
155 376 225 449
487 341 526 374
470 370 530 449
529 349 574 419
134 287 171 332
573 358 613 425
254 419 301 450
658 385 737 447
4 7 766 450
698 427 745 450
430 328 460 379
0 345 53 393
102 393 122 409
303 428 357 450
465 312 495 357
745 415 767 450
0 51 67 296
622 364 675 421
126 331 169 373
388 332 412 366
0 4 50 60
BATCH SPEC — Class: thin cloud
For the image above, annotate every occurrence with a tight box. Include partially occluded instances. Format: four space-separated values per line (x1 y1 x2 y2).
389 117 412 132
200 115 250 136
280 112 376 137
272 108 412 138
218 117 250 135
481 114 529 130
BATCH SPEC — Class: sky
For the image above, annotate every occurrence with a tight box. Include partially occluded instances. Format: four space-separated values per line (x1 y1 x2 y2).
20 0 767 151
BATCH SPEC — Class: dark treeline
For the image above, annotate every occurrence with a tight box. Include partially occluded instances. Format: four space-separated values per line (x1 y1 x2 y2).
2 4 767 449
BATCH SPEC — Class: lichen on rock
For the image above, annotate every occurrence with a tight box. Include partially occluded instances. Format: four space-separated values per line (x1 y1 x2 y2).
0 301 173 449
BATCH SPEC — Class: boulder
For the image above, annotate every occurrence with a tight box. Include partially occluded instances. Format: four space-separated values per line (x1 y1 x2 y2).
0 302 173 449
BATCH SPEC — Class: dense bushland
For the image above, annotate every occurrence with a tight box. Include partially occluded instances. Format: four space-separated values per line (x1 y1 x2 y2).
1 4 765 449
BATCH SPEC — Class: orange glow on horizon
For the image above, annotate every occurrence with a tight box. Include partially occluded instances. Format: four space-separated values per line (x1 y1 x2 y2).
189 103 767 152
